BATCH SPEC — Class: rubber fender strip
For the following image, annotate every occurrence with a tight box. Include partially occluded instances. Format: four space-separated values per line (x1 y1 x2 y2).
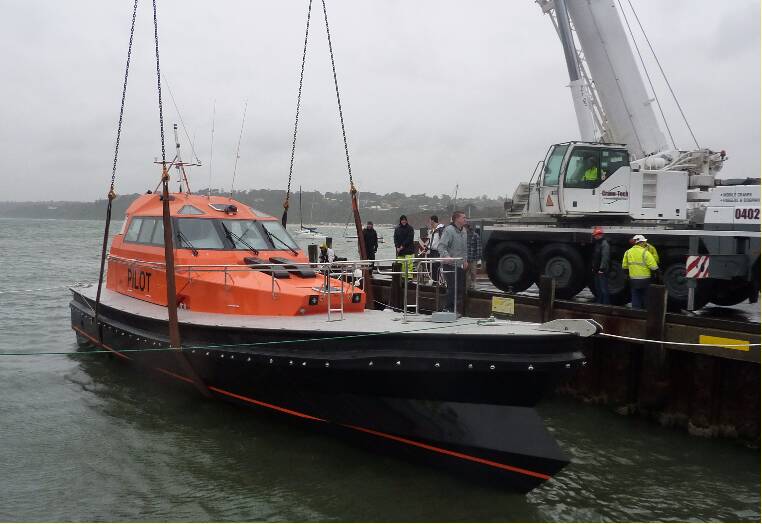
208 385 326 422
72 326 131 361
341 423 551 480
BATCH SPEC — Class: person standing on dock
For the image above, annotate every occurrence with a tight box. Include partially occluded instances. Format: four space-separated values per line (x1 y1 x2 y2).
362 221 378 271
622 234 659 309
438 211 468 313
628 235 660 266
591 227 611 304
466 223 482 289
394 215 415 279
427 215 445 283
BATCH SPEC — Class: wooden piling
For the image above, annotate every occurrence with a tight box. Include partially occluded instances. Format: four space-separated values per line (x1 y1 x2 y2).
307 244 318 263
639 284 669 409
539 275 555 323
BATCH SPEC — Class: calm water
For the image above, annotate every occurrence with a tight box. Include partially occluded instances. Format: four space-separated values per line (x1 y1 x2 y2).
0 218 759 522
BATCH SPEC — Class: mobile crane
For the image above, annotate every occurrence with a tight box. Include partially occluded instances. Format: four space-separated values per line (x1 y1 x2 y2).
482 0 760 309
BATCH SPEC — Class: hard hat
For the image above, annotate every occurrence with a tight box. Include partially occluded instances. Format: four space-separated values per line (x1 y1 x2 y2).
632 234 648 243
592 227 604 236
320 243 327 249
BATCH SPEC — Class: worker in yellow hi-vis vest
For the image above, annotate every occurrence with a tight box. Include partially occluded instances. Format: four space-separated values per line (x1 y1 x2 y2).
622 235 659 309
629 236 660 265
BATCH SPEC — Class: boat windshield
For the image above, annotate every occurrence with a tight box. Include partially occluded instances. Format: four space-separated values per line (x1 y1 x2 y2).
172 218 299 252
261 221 300 251
176 218 225 249
220 220 270 250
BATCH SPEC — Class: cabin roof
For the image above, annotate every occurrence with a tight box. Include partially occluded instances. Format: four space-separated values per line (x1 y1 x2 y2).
125 193 276 220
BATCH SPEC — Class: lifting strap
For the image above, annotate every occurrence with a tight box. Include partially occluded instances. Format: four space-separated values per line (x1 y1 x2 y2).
94 0 139 341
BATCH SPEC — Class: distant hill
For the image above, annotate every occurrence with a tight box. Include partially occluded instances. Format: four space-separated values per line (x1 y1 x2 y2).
0 188 507 228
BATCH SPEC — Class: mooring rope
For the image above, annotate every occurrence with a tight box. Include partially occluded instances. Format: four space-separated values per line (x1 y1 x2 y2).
598 332 759 348
0 282 91 295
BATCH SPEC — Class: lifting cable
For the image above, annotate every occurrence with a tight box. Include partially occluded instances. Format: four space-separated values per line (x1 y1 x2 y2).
151 0 210 397
94 0 139 338
616 0 676 150
282 0 313 227
321 0 354 192
319 0 373 304
625 0 700 150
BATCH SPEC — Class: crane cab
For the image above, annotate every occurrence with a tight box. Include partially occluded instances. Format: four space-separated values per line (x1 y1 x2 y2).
524 141 688 221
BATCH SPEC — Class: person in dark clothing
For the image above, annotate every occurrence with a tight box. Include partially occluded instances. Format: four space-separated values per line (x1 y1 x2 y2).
427 215 445 283
394 215 416 279
591 227 611 305
362 221 378 270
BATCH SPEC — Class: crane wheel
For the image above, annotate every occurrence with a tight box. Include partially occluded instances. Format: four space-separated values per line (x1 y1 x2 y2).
538 243 586 300
709 281 751 306
486 241 536 293
662 250 711 310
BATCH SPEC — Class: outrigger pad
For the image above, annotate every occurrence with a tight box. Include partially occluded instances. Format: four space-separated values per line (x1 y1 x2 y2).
269 257 317 278
244 257 291 279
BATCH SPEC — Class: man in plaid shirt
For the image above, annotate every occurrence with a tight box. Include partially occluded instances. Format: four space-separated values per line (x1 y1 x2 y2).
465 224 482 289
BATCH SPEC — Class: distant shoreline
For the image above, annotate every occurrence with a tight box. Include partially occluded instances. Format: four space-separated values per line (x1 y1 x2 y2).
0 189 507 227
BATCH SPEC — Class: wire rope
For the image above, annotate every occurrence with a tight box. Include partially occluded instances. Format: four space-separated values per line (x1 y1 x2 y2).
625 0 700 149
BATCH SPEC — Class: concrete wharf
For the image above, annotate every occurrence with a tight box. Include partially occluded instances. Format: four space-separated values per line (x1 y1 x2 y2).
371 271 760 444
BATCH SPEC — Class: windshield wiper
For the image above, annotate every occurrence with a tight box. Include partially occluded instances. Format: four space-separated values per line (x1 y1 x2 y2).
221 222 259 256
263 228 298 256
175 230 199 256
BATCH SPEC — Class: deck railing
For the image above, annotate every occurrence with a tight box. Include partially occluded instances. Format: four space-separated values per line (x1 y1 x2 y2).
107 254 463 321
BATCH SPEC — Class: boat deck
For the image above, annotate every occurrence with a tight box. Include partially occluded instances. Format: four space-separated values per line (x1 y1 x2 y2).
76 285 577 338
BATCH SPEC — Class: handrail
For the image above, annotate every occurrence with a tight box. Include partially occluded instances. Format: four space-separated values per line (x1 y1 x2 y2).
109 254 464 322
108 254 463 272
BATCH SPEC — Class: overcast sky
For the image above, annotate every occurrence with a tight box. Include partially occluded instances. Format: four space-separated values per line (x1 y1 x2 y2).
0 0 758 202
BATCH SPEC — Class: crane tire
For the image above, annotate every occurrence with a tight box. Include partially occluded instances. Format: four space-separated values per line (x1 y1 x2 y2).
709 281 751 306
662 250 710 311
538 243 586 300
486 241 536 293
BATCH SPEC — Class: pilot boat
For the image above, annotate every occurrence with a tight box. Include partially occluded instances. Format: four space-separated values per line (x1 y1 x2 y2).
70 191 598 492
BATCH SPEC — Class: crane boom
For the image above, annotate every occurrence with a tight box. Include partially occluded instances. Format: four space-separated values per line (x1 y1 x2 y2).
543 0 668 159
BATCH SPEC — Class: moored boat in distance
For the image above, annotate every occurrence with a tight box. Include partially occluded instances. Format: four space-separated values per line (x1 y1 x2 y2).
71 192 599 491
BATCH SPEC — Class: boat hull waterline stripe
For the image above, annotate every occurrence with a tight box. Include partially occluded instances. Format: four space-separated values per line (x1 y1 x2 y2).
74 323 552 481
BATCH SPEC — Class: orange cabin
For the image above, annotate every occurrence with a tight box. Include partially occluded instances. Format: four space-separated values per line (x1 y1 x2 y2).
106 193 366 315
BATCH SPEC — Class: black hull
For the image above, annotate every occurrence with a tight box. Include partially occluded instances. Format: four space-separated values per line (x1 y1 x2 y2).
70 291 581 491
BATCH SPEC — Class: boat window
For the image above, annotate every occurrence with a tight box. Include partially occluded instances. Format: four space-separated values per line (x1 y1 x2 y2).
137 218 157 243
542 144 569 186
124 218 142 242
220 219 270 250
150 219 165 245
261 221 300 251
176 218 225 249
250 207 273 219
178 205 205 215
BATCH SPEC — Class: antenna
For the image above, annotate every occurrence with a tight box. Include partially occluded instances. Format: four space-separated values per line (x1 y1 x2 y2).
207 99 216 198
230 99 248 198
170 123 199 194
163 74 202 164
